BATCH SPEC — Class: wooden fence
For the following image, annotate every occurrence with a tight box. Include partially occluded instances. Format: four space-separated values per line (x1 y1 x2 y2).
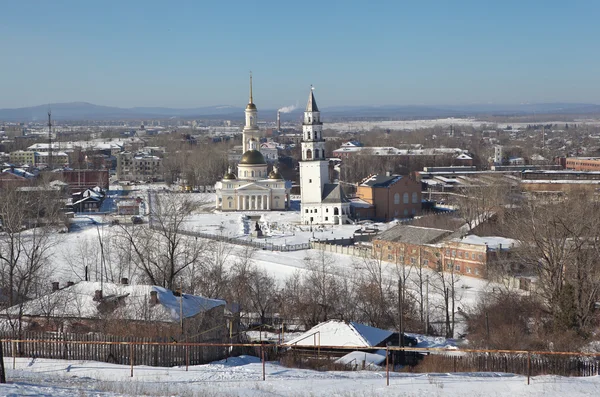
0 332 226 367
411 352 600 378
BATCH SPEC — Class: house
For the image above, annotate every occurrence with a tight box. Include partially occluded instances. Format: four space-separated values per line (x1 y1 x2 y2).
117 199 141 215
284 320 393 349
70 187 105 213
1 280 227 339
355 173 421 221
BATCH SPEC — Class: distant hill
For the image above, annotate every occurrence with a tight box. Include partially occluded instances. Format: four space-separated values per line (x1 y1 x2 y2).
0 102 245 121
1 101 599 122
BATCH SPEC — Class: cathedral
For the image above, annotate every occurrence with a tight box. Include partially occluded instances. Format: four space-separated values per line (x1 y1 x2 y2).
299 88 350 225
214 75 291 211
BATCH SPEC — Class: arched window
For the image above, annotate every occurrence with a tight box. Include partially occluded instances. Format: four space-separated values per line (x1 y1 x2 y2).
403 193 409 204
244 171 248 177
306 149 312 159
334 207 339 215
394 193 400 204
412 192 418 203
251 170 255 177
308 132 311 140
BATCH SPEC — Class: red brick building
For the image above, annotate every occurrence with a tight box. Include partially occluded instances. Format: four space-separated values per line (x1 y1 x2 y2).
355 173 421 221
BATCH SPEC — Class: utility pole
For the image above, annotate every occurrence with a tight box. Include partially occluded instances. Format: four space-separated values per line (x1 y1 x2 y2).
47 111 53 170
398 278 404 364
425 275 430 335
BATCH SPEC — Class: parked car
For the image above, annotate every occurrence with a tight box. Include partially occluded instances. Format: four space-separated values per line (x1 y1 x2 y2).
131 216 144 224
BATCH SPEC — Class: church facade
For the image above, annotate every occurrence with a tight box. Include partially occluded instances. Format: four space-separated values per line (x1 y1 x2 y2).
299 88 350 225
214 75 291 211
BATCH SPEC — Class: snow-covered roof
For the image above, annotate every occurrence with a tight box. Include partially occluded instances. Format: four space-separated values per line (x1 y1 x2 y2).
2 281 225 323
453 235 517 250
284 320 393 348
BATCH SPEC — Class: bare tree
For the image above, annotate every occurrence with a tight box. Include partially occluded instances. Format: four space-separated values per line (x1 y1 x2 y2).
115 193 205 289
504 192 600 333
0 182 64 335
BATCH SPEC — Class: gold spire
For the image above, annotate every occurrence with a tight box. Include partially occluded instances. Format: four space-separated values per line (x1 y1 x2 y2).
249 71 253 104
246 71 257 110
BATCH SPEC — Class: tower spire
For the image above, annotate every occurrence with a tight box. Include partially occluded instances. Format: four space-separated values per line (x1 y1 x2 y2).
249 71 253 104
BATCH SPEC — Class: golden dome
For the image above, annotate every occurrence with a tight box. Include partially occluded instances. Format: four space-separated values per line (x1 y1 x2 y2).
240 150 266 165
268 170 283 179
246 103 257 110
223 172 237 180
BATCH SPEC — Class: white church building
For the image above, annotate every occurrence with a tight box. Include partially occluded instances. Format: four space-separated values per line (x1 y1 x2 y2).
215 75 291 211
299 88 350 225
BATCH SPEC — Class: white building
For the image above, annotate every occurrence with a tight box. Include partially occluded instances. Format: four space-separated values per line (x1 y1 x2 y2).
214 75 291 211
299 88 350 225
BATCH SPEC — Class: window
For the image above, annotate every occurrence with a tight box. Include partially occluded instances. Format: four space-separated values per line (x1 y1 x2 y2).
305 209 308 213
412 192 418 203
410 257 416 265
388 254 393 260
458 252 463 258
325 217 328 221
466 267 471 273
475 268 480 275
404 209 408 216
423 259 429 266
228 202 232 208
478 254 483 261
394 193 400 204
455 264 461 271
309 179 312 183
326 208 329 213
403 193 409 204
446 263 452 270
251 171 255 177
388 245 392 250
452 250 456 257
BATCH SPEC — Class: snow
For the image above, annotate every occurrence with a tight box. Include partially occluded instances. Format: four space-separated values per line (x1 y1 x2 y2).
335 351 387 368
3 356 600 396
453 235 518 250
285 320 393 348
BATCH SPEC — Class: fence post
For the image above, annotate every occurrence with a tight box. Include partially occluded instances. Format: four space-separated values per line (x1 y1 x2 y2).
186 344 189 372
386 346 389 386
527 352 531 385
12 341 16 370
261 345 265 381
0 339 6 384
130 343 134 377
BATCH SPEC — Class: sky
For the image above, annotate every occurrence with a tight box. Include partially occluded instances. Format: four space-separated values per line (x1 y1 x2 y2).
1 0 599 109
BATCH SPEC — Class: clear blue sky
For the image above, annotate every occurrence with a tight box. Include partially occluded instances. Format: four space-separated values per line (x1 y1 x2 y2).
1 0 599 109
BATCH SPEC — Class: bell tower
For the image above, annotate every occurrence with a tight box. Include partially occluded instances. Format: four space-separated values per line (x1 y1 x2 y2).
299 87 330 224
242 72 259 152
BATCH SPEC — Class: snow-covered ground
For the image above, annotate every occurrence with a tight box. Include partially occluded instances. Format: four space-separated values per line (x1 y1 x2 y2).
3 356 600 396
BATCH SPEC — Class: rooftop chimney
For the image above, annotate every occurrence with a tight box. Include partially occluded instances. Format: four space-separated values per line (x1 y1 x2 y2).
150 290 158 305
52 282 59 292
386 170 392 177
93 290 103 302
121 277 129 285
